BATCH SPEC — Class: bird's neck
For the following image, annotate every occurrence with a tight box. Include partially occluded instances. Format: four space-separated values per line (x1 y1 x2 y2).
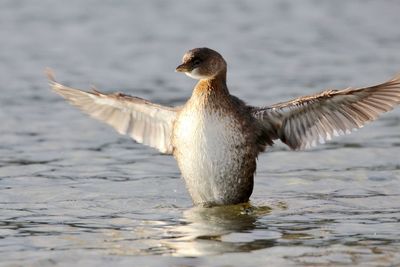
192 70 229 99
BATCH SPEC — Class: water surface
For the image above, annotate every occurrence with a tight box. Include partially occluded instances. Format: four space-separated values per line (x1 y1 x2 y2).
1 1 400 266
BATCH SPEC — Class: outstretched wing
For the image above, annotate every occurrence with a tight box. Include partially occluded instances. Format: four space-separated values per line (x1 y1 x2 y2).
47 70 178 154
252 75 400 150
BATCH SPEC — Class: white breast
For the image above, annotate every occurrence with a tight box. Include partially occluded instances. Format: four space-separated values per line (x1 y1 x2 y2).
173 105 248 205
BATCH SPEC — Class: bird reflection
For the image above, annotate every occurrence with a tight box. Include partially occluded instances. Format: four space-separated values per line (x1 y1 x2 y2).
162 203 276 256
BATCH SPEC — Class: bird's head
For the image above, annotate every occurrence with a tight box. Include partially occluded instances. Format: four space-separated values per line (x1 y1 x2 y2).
175 47 227 80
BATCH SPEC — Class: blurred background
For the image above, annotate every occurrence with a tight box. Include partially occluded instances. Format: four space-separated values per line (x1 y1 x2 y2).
1 1 400 266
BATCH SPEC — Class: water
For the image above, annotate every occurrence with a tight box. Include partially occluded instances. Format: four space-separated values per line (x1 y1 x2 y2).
1 0 400 266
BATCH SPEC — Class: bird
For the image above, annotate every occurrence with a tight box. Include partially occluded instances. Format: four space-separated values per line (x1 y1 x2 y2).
47 47 400 207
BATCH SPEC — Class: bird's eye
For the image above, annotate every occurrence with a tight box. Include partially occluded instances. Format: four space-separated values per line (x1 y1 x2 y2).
193 59 201 67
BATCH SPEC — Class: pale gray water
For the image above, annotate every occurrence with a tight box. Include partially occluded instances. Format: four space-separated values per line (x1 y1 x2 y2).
1 1 400 266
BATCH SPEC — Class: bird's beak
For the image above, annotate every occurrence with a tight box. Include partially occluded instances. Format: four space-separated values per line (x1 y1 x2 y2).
175 63 191 72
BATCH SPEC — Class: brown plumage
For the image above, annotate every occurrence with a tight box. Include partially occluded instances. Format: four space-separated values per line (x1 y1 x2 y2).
252 75 400 150
47 47 400 206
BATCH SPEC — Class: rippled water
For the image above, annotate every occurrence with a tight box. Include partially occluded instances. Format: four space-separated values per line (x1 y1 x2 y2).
1 1 400 266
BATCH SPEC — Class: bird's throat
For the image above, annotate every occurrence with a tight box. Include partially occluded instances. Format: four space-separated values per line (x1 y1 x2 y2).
193 71 229 98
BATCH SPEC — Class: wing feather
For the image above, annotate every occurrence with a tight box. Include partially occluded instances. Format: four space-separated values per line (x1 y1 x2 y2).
47 70 178 154
252 74 400 150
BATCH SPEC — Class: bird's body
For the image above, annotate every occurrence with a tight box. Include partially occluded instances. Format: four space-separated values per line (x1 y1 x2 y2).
48 47 400 207
172 78 257 206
